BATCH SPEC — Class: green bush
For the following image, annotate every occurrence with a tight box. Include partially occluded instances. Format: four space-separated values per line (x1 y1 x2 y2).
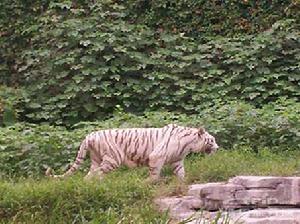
1 100 299 177
0 1 300 125
199 98 300 151
14 14 300 124
1 1 299 125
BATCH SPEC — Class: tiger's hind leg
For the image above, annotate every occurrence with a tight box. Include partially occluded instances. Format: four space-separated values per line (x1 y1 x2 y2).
86 155 122 181
84 161 102 181
85 139 124 181
83 146 104 180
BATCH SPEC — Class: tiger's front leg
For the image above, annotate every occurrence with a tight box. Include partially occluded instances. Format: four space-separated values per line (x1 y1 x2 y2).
147 154 165 183
170 160 185 181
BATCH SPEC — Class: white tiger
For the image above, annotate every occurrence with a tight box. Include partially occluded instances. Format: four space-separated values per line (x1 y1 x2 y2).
46 124 219 182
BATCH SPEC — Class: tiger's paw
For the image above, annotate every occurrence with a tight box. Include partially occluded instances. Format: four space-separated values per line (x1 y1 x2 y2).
84 170 104 182
45 167 53 177
145 176 161 185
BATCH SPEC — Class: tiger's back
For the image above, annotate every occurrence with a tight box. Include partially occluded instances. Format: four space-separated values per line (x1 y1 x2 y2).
88 126 172 167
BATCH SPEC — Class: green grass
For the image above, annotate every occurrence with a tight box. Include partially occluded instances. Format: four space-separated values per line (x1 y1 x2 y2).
187 148 300 183
1 149 300 223
0 173 167 224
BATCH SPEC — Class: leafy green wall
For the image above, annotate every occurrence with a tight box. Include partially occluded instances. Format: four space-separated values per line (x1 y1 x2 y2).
0 1 299 125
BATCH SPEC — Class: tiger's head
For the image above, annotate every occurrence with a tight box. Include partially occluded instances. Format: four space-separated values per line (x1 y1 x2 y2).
192 127 219 154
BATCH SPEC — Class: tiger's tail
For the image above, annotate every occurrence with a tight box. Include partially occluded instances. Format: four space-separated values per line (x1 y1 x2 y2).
45 138 89 178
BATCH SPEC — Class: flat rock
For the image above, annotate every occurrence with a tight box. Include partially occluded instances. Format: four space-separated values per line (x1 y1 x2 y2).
187 176 300 210
185 209 300 224
225 208 300 224
155 176 300 224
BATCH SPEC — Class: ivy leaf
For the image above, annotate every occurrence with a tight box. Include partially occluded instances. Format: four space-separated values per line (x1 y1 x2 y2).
2 107 17 126
83 103 98 113
28 103 41 109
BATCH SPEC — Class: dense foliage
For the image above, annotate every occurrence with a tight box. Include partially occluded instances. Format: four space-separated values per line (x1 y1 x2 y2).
1 1 299 125
5 19 300 124
1 100 299 177
124 0 300 37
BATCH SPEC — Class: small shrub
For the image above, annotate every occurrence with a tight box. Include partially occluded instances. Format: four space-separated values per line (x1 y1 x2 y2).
199 98 300 151
0 86 25 127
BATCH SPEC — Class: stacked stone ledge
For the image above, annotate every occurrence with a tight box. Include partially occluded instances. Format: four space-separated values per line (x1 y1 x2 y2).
155 176 300 223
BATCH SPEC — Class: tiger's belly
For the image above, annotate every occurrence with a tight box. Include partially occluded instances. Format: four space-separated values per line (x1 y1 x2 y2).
123 157 149 168
123 159 138 168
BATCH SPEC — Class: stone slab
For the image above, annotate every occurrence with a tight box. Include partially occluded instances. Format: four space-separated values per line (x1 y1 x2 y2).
155 176 300 224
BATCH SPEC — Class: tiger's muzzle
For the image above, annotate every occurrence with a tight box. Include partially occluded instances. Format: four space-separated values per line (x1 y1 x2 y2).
206 144 219 155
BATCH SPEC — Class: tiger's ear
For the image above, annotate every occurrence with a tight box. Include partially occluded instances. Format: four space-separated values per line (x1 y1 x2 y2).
167 123 178 128
198 127 205 136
